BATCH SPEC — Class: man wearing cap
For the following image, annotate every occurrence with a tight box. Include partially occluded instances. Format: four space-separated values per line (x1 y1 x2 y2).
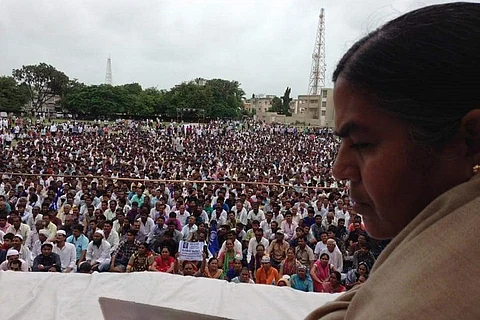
267 229 290 270
255 255 280 285
84 229 111 272
32 229 50 259
53 230 77 273
11 234 32 268
0 249 28 272
32 242 61 272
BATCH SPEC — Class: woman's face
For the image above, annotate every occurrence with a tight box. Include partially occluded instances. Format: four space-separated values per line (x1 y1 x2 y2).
286 249 294 260
257 246 265 256
226 241 233 251
209 259 218 270
329 273 338 285
332 78 468 239
183 263 194 276
320 255 329 267
161 249 170 258
358 264 367 275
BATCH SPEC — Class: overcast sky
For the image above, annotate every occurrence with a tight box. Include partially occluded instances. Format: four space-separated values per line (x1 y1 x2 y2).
0 0 473 98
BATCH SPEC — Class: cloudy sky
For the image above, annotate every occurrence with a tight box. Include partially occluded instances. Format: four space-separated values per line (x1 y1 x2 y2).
0 0 473 98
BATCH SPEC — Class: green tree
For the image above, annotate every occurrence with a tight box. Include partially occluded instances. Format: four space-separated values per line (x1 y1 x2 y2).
138 87 165 116
281 87 292 116
0 76 29 112
269 96 282 113
12 63 69 114
62 85 120 116
205 79 244 119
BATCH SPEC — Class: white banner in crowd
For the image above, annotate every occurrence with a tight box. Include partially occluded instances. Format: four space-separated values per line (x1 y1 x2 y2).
179 241 204 261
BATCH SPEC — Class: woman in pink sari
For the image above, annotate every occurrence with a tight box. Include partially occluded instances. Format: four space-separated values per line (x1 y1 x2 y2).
310 253 335 292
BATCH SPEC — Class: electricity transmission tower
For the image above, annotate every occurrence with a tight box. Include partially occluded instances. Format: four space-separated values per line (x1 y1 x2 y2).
105 55 112 85
308 8 326 95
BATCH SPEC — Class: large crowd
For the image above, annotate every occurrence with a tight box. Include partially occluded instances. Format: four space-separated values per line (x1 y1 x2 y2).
0 118 387 293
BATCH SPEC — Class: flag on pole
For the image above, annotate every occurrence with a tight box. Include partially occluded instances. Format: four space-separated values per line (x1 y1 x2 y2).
208 220 219 257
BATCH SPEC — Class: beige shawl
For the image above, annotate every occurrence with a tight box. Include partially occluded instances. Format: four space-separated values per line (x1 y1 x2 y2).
306 174 480 320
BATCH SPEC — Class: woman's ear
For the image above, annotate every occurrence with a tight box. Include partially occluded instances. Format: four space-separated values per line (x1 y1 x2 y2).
460 109 480 165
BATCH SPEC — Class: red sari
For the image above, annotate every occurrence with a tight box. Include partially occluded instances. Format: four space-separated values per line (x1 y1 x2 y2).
154 256 175 272
313 260 331 292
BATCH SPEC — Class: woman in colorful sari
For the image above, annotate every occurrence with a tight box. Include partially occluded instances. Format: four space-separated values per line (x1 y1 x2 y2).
322 271 346 294
203 257 223 279
310 253 335 292
126 242 154 272
345 261 369 290
279 247 302 277
218 239 241 278
151 246 175 273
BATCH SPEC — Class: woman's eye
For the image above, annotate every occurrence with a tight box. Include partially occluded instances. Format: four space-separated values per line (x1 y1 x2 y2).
351 142 370 150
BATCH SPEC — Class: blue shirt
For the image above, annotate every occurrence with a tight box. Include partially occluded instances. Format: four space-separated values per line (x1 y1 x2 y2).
290 274 314 292
66 234 90 260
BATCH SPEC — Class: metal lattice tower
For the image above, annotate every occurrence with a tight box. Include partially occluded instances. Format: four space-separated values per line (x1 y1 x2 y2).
308 8 326 95
105 55 112 85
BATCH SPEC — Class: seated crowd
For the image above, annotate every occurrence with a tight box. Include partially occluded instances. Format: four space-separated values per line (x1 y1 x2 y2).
0 119 386 293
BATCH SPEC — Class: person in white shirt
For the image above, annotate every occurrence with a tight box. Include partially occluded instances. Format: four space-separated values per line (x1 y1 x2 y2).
84 230 111 272
103 221 120 255
231 267 255 284
103 200 117 221
0 249 28 272
322 212 337 230
232 201 248 226
314 232 329 259
137 211 155 244
246 228 269 263
6 216 31 247
53 230 77 273
218 231 243 257
319 239 343 272
336 203 349 221
26 206 43 232
11 234 33 268
175 205 189 227
210 205 228 226
32 229 50 259
280 212 298 241
247 202 265 224
259 211 274 236
181 216 198 241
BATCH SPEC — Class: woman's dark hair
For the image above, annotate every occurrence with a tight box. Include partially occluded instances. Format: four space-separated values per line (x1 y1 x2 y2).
332 271 342 282
208 257 218 264
333 2 480 147
320 253 330 260
255 243 265 251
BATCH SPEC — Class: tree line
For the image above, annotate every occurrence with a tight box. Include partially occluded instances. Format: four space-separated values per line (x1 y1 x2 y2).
0 63 252 120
